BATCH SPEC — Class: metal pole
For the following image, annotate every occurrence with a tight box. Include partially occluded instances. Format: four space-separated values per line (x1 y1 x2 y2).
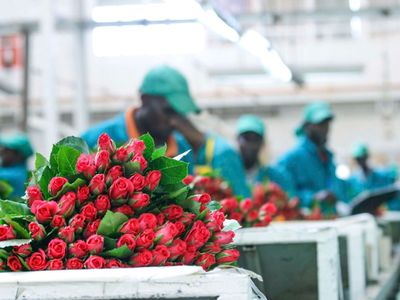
20 28 30 132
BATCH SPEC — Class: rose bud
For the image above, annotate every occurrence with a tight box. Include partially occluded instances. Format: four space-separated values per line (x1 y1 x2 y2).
245 210 259 223
146 170 161 190
116 234 136 251
0 259 4 271
58 192 76 218
174 221 186 236
69 240 88 258
32 200 59 224
114 147 129 163
94 195 110 216
152 245 170 266
48 177 68 196
130 249 153 267
86 234 104 255
48 238 67 259
168 239 187 261
109 177 134 204
220 198 239 213
201 242 221 254
84 255 106 269
195 253 216 271
162 204 183 221
133 154 148 172
129 173 146 191
66 258 84 269
77 185 90 206
26 249 48 271
106 259 125 269
136 229 155 249
260 214 272 226
69 213 86 233
205 211 225 232
260 202 278 215
182 175 194 185
98 133 115 153
184 221 211 250
28 222 46 241
84 219 101 239
155 222 178 246
26 186 43 206
51 215 66 229
89 174 106 196
119 218 140 235
240 198 253 213
216 249 240 264
129 194 150 211
112 205 134 217
95 150 110 171
191 193 211 205
0 224 15 241
58 226 75 243
48 259 64 270
81 202 98 222
127 139 145 156
156 213 165 226
229 212 243 223
213 230 235 245
105 165 124 186
138 213 157 231
76 154 97 179
178 212 196 227
7 255 23 271
180 246 197 265
13 244 32 258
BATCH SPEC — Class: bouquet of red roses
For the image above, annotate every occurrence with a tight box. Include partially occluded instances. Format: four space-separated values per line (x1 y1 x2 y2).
0 133 240 272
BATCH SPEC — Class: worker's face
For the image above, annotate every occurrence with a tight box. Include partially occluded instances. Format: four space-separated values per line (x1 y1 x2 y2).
139 95 176 146
0 147 23 167
237 132 264 169
304 119 331 147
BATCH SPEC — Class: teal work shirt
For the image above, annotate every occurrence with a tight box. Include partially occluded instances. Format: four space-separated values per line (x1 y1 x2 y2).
277 136 348 210
0 164 27 197
253 165 296 198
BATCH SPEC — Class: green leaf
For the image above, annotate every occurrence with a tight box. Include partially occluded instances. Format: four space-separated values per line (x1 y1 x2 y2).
0 181 13 199
102 245 132 259
57 146 81 177
0 249 9 259
35 153 49 170
4 219 30 239
49 178 86 200
150 157 188 185
97 211 128 237
196 208 209 221
0 239 31 249
222 219 242 232
55 136 89 154
0 200 31 218
176 196 200 215
207 201 222 212
49 144 61 172
124 161 141 177
151 144 167 160
38 166 54 199
103 236 117 250
139 133 155 161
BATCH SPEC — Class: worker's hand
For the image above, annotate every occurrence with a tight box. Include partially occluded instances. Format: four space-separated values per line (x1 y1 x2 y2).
314 190 337 204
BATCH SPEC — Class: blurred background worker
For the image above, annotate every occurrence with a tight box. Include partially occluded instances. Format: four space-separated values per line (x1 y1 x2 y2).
349 142 399 210
0 133 33 197
277 102 348 215
236 114 294 195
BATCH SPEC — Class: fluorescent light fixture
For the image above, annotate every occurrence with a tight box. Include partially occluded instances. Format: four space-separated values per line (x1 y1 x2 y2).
350 16 363 38
238 30 271 57
199 7 240 42
349 0 361 12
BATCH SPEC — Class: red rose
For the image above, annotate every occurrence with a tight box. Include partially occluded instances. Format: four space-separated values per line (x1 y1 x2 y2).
133 154 148 172
229 212 243 223
26 249 47 271
129 174 147 191
58 192 76 218
181 246 197 265
105 165 124 186
94 195 110 215
155 222 178 246
261 214 272 226
195 253 216 271
69 213 86 232
152 244 170 266
13 244 32 257
84 255 105 269
162 205 183 221
28 222 45 241
106 259 125 269
48 238 67 259
66 258 84 269
109 177 134 201
261 202 277 215
32 200 59 224
81 202 98 221
114 147 129 163
201 242 221 254
48 259 63 270
112 205 134 217
185 221 211 250
58 226 75 243
246 210 259 223
48 177 68 196
240 198 253 213
98 133 115 153
89 174 106 195
213 231 235 245
156 213 165 226
127 139 145 155
95 150 110 171
138 213 157 231
117 234 136 251
216 249 240 264
136 229 155 249
146 170 161 190
221 198 239 213
174 221 186 236
86 234 104 255
117 220 139 238
182 175 194 185
192 193 211 205
26 186 43 206
0 224 15 241
51 215 66 229
205 211 225 232
0 259 4 271
69 240 88 258
130 249 153 267
7 255 22 271
77 185 90 206
178 212 196 226
84 219 101 239
168 239 187 260
128 193 150 210
76 154 96 179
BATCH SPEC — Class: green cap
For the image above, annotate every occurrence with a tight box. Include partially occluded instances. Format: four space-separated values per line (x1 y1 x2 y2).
139 65 200 116
352 143 369 159
236 115 265 138
296 102 334 136
0 133 34 159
